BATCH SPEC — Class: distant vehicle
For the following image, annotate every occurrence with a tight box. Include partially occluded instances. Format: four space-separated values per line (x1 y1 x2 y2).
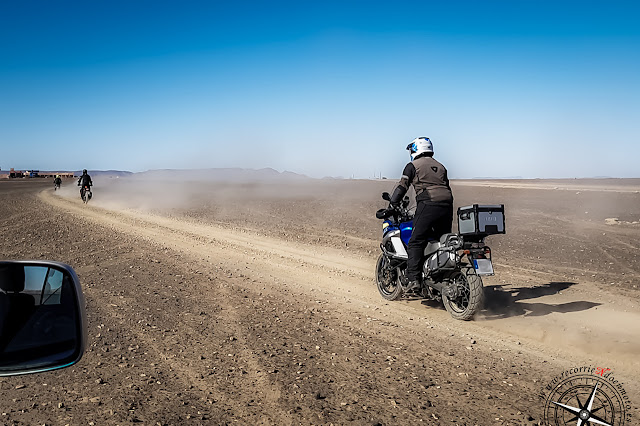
54 176 62 191
375 192 505 320
0 261 86 376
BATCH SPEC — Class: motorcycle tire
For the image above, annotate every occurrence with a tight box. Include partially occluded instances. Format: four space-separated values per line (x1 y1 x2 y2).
442 267 484 321
375 253 403 301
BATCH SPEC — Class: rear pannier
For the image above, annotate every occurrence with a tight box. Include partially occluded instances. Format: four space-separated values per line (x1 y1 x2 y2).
457 204 505 238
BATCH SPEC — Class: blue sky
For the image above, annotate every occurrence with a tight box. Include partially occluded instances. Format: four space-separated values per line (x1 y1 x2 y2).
1 1 638 178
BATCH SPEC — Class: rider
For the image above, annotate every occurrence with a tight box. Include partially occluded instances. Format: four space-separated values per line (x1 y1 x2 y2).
54 175 62 187
389 137 454 291
77 169 93 199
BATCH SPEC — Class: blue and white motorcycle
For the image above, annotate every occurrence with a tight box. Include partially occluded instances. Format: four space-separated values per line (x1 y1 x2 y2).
375 192 505 320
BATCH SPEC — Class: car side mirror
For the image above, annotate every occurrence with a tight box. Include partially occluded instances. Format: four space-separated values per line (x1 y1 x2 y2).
382 192 391 201
0 261 87 376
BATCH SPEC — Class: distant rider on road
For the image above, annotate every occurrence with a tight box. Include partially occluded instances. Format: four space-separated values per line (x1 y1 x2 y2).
77 169 93 200
389 137 454 292
54 175 62 189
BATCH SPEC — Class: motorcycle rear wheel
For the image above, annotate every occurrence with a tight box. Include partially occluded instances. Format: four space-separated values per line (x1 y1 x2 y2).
375 253 403 301
442 267 484 320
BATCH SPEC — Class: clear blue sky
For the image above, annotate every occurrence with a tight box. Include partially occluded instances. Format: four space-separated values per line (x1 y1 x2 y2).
1 0 638 178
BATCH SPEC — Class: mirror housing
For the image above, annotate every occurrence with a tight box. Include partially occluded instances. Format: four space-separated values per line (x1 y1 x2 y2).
382 192 391 201
0 261 87 376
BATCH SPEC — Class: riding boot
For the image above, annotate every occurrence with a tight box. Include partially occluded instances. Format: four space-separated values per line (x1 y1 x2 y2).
404 279 422 292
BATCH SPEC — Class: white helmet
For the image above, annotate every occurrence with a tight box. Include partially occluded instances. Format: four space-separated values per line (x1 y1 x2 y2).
406 137 433 160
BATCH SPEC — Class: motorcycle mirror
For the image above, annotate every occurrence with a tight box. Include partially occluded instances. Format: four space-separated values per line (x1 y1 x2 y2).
382 192 391 201
0 261 87 377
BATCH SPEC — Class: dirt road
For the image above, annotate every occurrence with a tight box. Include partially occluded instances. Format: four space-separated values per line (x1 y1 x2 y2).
1 179 638 425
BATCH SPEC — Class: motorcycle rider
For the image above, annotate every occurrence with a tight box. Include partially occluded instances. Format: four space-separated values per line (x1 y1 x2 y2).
54 175 62 189
77 169 93 200
389 137 453 292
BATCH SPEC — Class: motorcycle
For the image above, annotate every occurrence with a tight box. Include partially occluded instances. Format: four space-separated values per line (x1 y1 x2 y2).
375 192 505 320
80 185 92 204
54 181 61 191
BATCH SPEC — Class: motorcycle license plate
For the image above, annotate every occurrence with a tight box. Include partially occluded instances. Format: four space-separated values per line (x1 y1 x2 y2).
473 259 494 276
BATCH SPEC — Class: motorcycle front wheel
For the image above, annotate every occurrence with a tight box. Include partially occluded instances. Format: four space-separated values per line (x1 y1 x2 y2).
375 253 403 301
442 267 484 321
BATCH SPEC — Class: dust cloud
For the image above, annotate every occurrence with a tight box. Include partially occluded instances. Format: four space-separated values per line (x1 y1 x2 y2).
56 172 640 293
55 170 398 246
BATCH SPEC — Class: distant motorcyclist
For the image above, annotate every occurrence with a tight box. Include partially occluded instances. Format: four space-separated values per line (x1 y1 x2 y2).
77 169 93 200
389 137 453 292
54 175 62 190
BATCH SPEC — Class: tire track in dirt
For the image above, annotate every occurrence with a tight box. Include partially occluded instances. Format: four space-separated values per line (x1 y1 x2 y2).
532 219 640 278
594 244 640 277
85 278 293 424
518 211 640 277
41 191 374 305
213 283 293 424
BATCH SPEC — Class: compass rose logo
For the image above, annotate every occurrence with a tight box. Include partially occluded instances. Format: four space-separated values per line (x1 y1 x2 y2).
552 383 612 426
541 367 632 426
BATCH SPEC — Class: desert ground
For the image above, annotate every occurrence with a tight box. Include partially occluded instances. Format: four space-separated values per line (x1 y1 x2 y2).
0 176 639 425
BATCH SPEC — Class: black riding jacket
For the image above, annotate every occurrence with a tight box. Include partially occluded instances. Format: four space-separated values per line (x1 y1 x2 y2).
390 154 453 205
78 174 93 187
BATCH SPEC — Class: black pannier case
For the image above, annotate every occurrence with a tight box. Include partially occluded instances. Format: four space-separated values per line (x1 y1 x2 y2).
457 204 505 238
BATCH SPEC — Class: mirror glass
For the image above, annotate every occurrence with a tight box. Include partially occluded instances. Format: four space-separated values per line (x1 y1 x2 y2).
0 262 84 375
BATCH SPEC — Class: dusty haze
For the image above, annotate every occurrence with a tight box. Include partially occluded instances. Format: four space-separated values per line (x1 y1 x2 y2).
58 174 640 292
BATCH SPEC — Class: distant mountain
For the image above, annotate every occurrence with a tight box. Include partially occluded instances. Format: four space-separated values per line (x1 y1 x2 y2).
133 168 310 182
7 167 318 181
467 176 524 180
75 170 134 177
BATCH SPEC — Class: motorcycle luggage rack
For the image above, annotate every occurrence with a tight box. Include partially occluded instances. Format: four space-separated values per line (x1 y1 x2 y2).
457 204 505 239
